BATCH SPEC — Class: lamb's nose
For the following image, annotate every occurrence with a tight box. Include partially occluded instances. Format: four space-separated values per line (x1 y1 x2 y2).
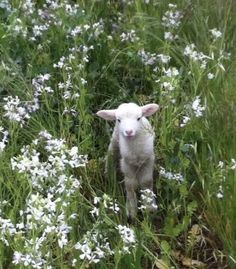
125 130 133 136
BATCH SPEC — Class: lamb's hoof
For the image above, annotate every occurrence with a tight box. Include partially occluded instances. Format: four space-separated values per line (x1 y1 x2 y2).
127 215 137 225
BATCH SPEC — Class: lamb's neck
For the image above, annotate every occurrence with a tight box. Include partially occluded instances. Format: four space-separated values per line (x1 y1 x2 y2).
119 132 153 154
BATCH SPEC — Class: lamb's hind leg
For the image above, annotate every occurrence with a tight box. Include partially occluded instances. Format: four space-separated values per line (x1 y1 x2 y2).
120 159 138 219
138 157 157 212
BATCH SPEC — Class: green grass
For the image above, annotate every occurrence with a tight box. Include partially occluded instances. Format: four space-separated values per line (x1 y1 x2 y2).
0 0 235 268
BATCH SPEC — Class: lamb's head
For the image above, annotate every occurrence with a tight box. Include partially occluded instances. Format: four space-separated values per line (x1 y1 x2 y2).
96 103 159 139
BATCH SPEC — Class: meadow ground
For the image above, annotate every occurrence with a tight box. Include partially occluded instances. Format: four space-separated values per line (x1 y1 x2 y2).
0 0 236 268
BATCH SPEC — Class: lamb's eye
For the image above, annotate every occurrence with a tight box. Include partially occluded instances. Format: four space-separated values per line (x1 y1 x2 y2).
137 117 141 121
117 119 121 123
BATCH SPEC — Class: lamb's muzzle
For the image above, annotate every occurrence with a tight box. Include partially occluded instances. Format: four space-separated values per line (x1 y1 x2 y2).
96 102 159 219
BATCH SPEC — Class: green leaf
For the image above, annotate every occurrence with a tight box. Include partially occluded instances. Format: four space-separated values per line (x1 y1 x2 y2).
161 240 171 255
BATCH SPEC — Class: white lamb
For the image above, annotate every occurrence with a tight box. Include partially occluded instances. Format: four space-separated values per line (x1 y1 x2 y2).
96 102 159 219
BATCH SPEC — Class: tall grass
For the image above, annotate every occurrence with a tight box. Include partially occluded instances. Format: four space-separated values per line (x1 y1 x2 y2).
0 0 235 268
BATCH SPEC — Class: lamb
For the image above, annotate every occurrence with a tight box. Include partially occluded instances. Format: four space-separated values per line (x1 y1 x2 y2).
96 102 159 219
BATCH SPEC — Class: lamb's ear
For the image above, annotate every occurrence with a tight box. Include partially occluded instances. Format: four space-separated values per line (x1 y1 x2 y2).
96 109 117 121
141 104 159 117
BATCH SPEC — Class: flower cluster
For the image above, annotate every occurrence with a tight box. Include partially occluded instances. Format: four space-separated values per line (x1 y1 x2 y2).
0 127 9 153
3 73 53 127
158 67 180 104
13 251 46 268
117 225 136 254
0 215 16 246
162 4 183 41
68 20 104 40
184 41 229 75
73 193 123 265
32 74 53 97
191 96 206 117
180 96 206 127
209 28 222 41
21 0 36 15
90 194 120 218
139 189 158 211
184 44 210 69
216 185 224 199
3 96 30 126
138 48 180 99
138 49 171 66
138 48 181 104
0 0 13 12
1 130 87 268
138 49 157 66
120 30 140 43
214 159 236 199
159 166 184 182
73 191 137 264
53 46 91 115
75 231 113 264
11 130 86 189
10 18 28 38
9 0 81 41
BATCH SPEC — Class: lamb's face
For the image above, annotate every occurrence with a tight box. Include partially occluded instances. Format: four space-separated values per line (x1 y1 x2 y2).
116 103 142 138
96 102 159 139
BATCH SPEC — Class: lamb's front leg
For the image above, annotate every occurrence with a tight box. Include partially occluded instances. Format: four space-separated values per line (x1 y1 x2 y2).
138 157 157 212
120 159 138 219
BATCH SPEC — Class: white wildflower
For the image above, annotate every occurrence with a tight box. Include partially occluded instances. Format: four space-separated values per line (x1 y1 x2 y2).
80 78 87 85
32 74 53 97
0 127 9 153
159 166 184 182
53 56 66 69
210 28 222 40
162 4 183 29
207 73 215 80
32 24 49 38
164 31 178 41
117 225 136 248
21 0 35 15
12 251 22 264
3 96 30 126
218 161 224 169
180 115 191 127
192 96 205 117
139 189 158 211
216 185 224 199
75 232 113 264
11 18 28 37
230 159 236 170
90 207 99 218
92 20 104 38
72 259 77 267
138 49 157 66
163 67 179 77
157 54 171 64
76 243 92 260
161 82 175 91
93 196 101 205
184 44 210 69
0 0 12 12
70 26 82 37
120 30 139 43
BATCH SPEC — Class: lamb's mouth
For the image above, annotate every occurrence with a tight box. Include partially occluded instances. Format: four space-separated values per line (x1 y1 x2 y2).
125 135 135 139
